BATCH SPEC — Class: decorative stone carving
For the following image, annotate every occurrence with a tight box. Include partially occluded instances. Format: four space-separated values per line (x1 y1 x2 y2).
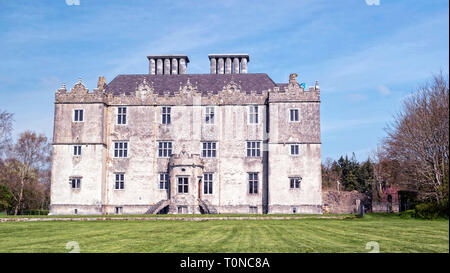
289 73 298 84
135 78 155 101
179 78 199 95
97 76 106 91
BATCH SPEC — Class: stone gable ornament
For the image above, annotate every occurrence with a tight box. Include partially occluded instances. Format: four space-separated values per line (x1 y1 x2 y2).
222 80 242 94
179 78 198 95
70 78 89 95
135 78 155 100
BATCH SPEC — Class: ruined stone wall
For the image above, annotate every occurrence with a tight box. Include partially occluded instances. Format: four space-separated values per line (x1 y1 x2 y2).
372 202 400 213
322 190 366 214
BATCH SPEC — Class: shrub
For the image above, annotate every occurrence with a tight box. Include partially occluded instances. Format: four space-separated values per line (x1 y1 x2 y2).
21 209 49 215
399 209 415 218
415 201 449 219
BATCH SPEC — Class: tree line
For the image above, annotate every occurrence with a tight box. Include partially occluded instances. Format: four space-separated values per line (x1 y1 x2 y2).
0 111 51 215
322 73 449 215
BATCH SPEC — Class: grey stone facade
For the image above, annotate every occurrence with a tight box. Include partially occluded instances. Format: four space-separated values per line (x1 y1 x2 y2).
50 54 322 215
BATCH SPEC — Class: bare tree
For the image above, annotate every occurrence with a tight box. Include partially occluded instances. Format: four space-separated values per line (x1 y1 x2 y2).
322 157 342 191
384 73 449 203
0 110 13 158
10 131 50 215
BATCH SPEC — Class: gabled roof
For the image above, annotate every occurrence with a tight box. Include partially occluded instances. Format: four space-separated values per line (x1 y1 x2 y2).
106 73 277 96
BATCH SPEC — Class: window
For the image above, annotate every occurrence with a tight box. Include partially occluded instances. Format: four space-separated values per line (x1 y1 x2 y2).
159 173 169 190
249 206 258 214
290 109 299 122
73 109 84 122
290 177 302 189
178 177 189 194
73 145 82 156
114 173 125 190
177 206 188 214
114 141 128 158
292 207 297 213
246 141 261 157
115 207 123 214
203 173 213 195
161 106 171 124
117 107 127 125
158 141 172 158
248 173 258 194
290 144 300 156
70 177 81 189
248 105 258 124
202 142 217 158
205 106 215 124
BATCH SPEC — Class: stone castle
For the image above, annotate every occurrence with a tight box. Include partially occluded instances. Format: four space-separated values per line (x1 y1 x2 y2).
50 54 322 215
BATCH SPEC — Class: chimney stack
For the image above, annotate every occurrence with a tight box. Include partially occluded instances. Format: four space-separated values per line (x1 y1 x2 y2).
208 54 250 74
147 55 190 75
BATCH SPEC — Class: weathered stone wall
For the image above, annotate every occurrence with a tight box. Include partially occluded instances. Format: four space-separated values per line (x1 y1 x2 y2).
50 73 322 215
322 190 366 214
372 202 400 213
51 82 107 215
267 82 322 214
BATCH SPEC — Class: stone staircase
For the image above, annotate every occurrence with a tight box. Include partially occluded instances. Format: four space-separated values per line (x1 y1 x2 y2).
145 199 170 214
198 199 218 214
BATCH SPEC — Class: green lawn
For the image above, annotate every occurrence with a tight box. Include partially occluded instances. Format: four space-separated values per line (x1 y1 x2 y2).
0 214 448 253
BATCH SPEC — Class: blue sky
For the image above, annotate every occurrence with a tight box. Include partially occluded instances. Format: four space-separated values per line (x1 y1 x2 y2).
0 0 448 162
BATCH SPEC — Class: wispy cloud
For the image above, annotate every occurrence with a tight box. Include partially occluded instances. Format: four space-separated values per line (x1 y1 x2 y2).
377 85 391 96
313 12 449 95
322 117 390 133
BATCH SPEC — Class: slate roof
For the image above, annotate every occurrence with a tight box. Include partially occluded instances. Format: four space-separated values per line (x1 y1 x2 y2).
106 73 279 96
